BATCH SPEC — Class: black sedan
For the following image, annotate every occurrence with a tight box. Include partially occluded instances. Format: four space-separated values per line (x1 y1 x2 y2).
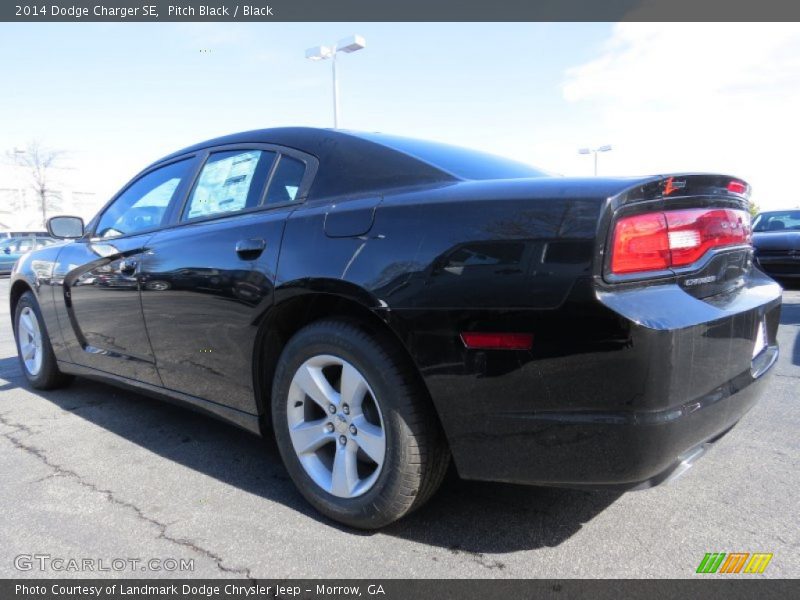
9 128 781 528
753 210 800 281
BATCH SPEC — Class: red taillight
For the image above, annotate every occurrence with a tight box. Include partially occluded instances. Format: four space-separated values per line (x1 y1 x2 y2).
727 180 748 195
610 212 670 274
460 332 533 350
610 208 750 276
665 209 750 266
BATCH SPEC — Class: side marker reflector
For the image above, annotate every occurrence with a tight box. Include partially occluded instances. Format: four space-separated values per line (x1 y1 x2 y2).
460 332 533 350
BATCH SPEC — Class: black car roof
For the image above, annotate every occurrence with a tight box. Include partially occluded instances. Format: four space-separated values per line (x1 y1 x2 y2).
154 127 457 200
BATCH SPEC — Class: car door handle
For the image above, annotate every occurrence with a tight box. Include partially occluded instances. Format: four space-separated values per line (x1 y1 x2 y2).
235 238 266 260
119 258 138 274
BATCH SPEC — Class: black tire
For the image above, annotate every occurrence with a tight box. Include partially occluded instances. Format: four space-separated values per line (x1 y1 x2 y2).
13 291 73 390
271 319 450 529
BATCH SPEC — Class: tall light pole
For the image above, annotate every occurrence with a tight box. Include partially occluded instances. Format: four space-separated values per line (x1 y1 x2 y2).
305 35 366 129
578 145 612 176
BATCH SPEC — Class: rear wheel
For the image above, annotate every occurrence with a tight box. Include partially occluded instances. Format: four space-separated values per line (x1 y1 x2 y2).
14 291 73 390
271 319 449 529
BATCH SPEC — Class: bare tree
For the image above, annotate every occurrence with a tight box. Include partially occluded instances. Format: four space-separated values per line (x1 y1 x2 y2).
7 141 65 228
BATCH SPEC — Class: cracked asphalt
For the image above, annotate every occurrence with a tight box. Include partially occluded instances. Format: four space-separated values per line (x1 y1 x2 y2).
0 279 797 579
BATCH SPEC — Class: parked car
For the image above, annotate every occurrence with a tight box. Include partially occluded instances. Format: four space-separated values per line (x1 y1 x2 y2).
0 230 49 239
752 210 800 281
9 128 781 528
0 235 56 274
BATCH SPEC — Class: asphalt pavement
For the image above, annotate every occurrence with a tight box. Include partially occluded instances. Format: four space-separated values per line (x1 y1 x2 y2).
0 278 797 578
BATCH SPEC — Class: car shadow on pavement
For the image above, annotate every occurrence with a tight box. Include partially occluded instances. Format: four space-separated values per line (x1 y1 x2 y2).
0 355 620 553
381 474 622 556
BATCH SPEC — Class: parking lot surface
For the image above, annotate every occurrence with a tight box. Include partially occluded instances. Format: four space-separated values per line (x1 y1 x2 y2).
0 278 797 578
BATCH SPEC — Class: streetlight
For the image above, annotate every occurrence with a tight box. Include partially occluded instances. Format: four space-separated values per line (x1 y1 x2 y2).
305 35 366 129
578 145 612 176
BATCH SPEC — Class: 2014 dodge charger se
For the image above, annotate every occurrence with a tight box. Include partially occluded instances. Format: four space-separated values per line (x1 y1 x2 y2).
9 128 781 528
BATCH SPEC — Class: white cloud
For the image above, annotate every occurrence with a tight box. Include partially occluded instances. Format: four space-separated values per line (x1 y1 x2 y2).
562 23 800 210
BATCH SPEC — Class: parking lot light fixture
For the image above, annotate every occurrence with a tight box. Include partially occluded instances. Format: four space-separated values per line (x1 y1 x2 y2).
578 145 613 176
304 46 333 61
305 35 367 129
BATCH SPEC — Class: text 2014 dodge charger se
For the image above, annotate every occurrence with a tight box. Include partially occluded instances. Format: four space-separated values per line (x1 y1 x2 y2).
10 128 781 528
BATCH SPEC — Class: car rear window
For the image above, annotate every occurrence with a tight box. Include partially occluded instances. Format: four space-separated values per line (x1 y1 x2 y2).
265 155 306 205
353 132 548 181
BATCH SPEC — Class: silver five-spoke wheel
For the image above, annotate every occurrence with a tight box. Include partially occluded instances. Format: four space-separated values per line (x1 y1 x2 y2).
18 306 43 376
273 319 449 527
287 354 386 498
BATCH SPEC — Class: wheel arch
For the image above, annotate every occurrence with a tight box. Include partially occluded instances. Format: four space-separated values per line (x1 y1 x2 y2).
9 278 34 327
252 284 440 438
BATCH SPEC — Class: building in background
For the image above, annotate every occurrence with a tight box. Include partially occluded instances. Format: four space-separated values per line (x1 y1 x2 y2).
0 162 102 233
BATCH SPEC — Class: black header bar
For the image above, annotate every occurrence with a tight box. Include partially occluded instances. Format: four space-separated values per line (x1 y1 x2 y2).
3 0 800 22
3 579 799 600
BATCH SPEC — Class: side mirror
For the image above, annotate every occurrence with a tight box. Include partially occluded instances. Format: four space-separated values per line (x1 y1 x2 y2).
3 247 9 254
47 216 84 239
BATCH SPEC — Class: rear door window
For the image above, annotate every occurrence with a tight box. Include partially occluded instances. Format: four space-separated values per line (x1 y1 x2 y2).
182 150 275 221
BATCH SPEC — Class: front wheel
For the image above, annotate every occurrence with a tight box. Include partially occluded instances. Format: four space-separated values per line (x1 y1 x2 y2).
14 291 73 390
271 319 449 529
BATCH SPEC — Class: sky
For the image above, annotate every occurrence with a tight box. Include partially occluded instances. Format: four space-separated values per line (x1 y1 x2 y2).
1 22 799 211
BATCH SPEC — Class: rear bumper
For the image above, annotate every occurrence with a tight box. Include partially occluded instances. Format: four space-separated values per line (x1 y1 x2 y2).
395 272 782 488
464 346 775 489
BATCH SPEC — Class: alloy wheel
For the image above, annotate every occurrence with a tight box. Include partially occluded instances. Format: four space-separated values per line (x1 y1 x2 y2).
18 306 43 376
286 354 386 498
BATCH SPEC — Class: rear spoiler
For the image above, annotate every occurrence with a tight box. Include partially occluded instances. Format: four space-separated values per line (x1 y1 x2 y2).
613 173 751 206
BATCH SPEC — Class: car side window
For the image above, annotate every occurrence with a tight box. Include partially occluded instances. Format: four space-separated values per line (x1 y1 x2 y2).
182 150 275 221
265 155 306 205
16 238 34 252
96 159 193 239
